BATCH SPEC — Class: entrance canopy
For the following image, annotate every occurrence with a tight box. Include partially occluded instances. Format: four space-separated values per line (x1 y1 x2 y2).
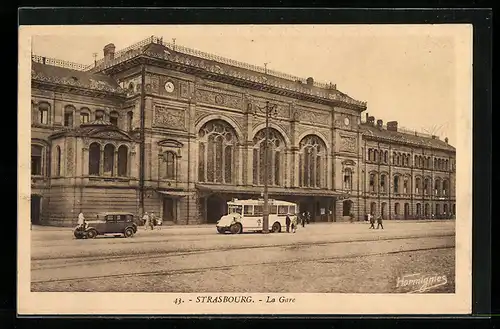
157 190 189 198
195 184 348 199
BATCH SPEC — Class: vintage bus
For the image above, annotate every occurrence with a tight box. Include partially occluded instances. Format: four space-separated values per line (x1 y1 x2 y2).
216 198 299 234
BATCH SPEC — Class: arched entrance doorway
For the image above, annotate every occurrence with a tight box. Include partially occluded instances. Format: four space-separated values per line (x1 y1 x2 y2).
31 194 41 225
206 195 227 224
404 203 410 219
381 202 387 219
342 200 352 216
370 202 377 216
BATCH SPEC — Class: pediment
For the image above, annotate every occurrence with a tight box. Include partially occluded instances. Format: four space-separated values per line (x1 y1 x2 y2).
89 128 134 141
342 159 356 166
158 139 183 148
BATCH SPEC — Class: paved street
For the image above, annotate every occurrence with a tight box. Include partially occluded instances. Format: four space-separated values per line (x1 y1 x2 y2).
31 221 455 293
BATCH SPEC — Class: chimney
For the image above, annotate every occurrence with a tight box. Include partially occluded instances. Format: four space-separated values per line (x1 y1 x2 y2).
103 43 116 63
445 137 449 144
367 116 375 125
306 77 314 86
376 119 383 129
387 121 398 132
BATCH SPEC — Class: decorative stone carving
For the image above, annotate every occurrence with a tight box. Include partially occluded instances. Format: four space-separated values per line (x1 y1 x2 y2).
148 74 160 94
339 135 357 153
180 81 189 98
299 108 330 125
194 109 212 124
195 88 243 109
66 141 74 175
250 98 290 119
154 106 186 130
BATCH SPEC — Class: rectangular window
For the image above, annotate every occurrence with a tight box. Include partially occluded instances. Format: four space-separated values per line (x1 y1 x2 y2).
243 205 253 216
253 205 263 216
64 112 73 127
110 116 118 126
270 206 277 214
39 110 48 125
289 205 296 214
81 113 90 124
278 205 288 215
31 145 42 176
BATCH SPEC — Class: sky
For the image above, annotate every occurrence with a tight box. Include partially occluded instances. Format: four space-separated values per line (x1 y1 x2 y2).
29 25 471 146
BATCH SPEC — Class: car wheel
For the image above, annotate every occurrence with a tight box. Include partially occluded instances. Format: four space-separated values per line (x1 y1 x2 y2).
272 222 281 233
86 229 97 239
74 230 81 239
217 227 226 234
230 223 242 234
124 227 134 238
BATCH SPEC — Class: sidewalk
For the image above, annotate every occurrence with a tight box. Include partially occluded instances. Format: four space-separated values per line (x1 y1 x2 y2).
30 219 451 232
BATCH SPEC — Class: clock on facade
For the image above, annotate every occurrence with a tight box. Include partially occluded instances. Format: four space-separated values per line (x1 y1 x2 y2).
344 117 350 126
164 81 175 93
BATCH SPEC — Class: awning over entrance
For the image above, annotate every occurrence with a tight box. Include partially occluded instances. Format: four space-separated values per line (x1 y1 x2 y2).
157 190 190 198
195 184 349 199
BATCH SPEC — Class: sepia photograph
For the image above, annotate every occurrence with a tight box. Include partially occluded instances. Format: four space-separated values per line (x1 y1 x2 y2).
18 24 472 315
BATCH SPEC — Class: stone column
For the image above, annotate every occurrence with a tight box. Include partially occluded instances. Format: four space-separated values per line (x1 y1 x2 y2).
99 149 104 176
113 150 119 177
327 154 333 189
292 148 299 187
246 143 253 185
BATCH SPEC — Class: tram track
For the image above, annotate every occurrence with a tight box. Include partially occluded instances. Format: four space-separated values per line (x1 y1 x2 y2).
31 233 454 267
31 244 454 285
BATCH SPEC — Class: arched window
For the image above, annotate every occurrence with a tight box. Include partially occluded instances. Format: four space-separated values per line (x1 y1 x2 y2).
426 157 431 169
370 202 377 215
435 203 441 215
424 177 430 195
374 150 378 163
416 203 422 216
434 178 441 196
425 203 430 217
343 168 353 190
103 144 115 176
442 179 449 196
443 204 448 215
110 111 119 126
415 177 421 194
55 146 61 176
117 145 128 177
64 105 74 127
403 178 409 194
198 120 238 184
252 128 285 186
394 202 400 215
384 151 388 163
393 175 400 194
31 144 43 176
80 108 90 124
164 151 176 180
88 143 100 175
38 102 49 125
299 135 326 188
445 160 449 171
380 174 387 193
95 109 105 120
381 202 387 219
367 149 372 162
127 111 133 131
434 158 437 169
369 173 376 192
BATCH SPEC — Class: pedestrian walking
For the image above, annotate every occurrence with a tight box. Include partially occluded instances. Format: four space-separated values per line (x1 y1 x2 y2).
291 215 298 233
306 211 311 224
149 212 156 230
156 214 163 230
77 211 86 230
368 213 375 229
376 215 384 229
142 212 150 230
301 213 305 227
285 214 291 233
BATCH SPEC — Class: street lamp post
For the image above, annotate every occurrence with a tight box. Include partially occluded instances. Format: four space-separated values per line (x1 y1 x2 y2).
254 101 278 234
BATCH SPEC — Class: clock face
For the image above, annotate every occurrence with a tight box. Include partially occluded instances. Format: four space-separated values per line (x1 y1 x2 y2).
164 81 175 93
344 117 350 126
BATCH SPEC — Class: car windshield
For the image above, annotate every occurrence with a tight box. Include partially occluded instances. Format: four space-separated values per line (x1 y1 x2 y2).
228 205 242 215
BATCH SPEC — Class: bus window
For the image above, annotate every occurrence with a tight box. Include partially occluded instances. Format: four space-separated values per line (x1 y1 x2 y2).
254 205 263 216
229 206 242 214
270 206 278 214
243 205 253 216
289 205 296 214
278 205 288 215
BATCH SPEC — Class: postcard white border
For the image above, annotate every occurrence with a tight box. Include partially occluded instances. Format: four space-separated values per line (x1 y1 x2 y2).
18 24 473 315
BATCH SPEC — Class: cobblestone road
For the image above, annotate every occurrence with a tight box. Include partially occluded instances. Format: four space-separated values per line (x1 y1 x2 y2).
31 221 455 293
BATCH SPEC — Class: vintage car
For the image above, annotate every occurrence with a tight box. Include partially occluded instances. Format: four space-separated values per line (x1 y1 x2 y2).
74 212 138 239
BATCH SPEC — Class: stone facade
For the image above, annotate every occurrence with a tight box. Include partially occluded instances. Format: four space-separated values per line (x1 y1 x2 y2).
29 37 456 226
